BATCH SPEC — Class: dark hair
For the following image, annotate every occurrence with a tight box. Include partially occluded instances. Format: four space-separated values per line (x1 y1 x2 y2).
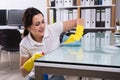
22 7 44 37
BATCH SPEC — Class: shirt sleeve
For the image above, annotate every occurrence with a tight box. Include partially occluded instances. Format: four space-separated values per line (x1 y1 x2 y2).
20 43 30 57
48 22 63 37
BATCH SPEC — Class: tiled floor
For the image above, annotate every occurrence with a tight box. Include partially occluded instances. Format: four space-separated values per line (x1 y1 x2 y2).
0 50 25 80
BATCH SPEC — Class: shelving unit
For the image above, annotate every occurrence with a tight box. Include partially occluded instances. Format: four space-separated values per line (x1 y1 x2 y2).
46 0 117 51
46 0 116 32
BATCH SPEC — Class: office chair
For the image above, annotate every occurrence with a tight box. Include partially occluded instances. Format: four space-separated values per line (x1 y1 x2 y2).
0 30 3 60
0 29 22 69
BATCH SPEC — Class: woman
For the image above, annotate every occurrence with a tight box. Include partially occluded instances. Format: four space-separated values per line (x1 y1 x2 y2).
19 7 84 80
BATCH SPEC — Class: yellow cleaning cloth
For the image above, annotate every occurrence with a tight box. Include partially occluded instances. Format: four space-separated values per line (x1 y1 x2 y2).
64 25 84 44
23 52 44 72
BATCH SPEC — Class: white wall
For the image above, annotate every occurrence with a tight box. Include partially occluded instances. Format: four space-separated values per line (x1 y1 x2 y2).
116 0 120 19
0 0 47 23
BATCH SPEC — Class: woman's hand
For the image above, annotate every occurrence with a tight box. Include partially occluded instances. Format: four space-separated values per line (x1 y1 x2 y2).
77 18 85 26
63 18 85 32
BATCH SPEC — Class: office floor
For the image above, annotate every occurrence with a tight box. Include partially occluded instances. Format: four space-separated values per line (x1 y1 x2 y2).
0 50 24 80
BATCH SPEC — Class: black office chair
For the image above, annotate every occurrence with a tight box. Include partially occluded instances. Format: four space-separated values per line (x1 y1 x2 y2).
0 30 3 60
0 29 22 69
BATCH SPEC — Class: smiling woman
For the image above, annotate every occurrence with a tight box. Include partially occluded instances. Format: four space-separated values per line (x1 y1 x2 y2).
27 13 45 42
19 7 84 80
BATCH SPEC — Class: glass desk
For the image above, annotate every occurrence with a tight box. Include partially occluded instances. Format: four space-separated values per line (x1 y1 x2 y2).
35 45 120 80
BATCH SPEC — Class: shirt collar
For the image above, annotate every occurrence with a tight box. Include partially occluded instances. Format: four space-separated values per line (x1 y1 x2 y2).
28 28 49 46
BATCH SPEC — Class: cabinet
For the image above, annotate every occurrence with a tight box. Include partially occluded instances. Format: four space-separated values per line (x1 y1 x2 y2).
46 0 116 32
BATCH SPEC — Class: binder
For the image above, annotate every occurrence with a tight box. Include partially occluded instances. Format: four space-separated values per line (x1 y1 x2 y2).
55 0 64 7
85 0 90 6
100 9 105 27
98 0 102 5
49 9 56 23
100 32 105 49
81 36 85 49
103 0 112 5
60 9 64 21
96 9 100 27
80 0 85 6
82 32 96 51
63 9 69 21
50 0 55 7
105 8 111 28
53 9 56 23
102 0 106 5
85 9 91 28
55 0 59 7
68 10 73 20
84 33 91 51
94 0 99 5
69 0 73 6
73 0 77 6
90 9 96 28
95 32 101 50
105 31 111 46
49 9 54 24
81 9 85 19
56 9 61 22
90 0 94 5
106 0 112 5
73 9 77 19
64 0 69 7
90 33 96 51
59 0 64 7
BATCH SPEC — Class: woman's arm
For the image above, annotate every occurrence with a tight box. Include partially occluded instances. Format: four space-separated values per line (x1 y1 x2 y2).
19 56 30 77
63 18 84 32
19 53 44 77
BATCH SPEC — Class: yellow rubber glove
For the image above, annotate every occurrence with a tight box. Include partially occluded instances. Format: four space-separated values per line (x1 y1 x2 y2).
23 52 44 72
64 25 84 44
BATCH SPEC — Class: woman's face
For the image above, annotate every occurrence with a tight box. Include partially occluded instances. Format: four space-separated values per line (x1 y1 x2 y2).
28 13 45 40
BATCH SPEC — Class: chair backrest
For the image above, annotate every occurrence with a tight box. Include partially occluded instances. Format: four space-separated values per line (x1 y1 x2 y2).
1 29 22 52
0 30 3 45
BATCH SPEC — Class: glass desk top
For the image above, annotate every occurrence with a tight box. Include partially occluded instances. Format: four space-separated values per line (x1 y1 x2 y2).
35 45 120 68
35 33 120 80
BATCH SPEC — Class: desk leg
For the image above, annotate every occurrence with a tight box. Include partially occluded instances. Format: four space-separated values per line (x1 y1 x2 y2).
35 66 44 80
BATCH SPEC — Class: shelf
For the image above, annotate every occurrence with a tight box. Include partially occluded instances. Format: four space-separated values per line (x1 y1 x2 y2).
84 27 115 30
66 27 115 34
47 6 78 9
115 33 120 35
80 4 115 8
83 27 115 33
47 4 115 9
